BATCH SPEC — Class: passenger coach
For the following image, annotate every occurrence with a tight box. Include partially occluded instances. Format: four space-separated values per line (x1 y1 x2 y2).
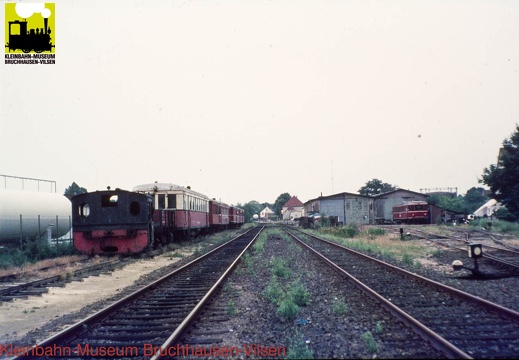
133 183 210 243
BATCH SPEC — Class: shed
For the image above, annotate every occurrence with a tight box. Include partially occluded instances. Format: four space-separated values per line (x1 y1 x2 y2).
304 192 374 225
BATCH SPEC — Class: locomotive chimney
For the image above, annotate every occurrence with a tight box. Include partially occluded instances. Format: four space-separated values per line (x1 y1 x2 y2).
44 17 48 34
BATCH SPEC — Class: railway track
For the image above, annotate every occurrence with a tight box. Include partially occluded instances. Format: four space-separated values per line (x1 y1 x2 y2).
0 259 124 302
400 227 519 274
0 239 199 302
11 226 263 359
285 227 519 358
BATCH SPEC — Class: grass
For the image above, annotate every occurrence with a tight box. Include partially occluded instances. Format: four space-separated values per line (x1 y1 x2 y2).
402 253 414 266
242 253 255 275
362 331 378 353
252 232 267 253
375 321 383 334
285 330 314 359
227 299 237 315
332 297 348 315
271 257 291 278
288 280 310 306
0 241 77 269
470 218 519 237
276 298 300 320
264 276 284 304
310 225 444 264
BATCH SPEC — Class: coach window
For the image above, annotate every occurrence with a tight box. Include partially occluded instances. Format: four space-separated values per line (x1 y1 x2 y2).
155 194 166 210
161 194 166 209
167 194 176 209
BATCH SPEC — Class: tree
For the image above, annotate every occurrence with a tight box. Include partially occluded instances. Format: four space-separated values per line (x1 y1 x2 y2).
480 125 519 220
273 193 291 215
358 179 397 196
463 187 489 214
426 187 489 215
64 182 87 199
238 200 263 222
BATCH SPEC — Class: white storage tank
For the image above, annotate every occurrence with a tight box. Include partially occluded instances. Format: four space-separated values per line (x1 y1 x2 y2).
0 189 72 243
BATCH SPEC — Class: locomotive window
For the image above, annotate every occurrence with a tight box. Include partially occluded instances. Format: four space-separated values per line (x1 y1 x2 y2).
79 203 90 217
10 23 21 35
130 201 140 216
101 195 118 207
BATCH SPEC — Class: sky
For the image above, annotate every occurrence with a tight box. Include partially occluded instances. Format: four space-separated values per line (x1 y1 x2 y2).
1 0 519 206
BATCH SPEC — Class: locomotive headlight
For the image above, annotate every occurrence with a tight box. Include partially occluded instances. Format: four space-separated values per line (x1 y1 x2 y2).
468 243 483 258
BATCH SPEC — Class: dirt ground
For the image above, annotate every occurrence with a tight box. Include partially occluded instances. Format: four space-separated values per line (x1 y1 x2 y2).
0 253 190 344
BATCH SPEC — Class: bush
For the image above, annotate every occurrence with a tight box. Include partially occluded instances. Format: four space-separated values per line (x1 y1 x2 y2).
367 227 386 237
362 331 378 352
271 257 291 278
0 240 76 269
276 298 299 320
402 253 414 266
319 224 360 239
332 297 348 315
470 218 519 237
285 330 314 359
264 276 284 304
288 281 310 306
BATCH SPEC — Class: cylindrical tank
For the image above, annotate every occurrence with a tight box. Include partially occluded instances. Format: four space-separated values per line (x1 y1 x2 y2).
0 189 71 243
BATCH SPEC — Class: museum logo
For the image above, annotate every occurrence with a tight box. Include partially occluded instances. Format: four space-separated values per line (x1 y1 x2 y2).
4 2 55 64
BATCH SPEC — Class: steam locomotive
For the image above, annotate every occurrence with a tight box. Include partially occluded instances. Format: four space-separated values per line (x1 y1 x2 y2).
71 183 244 255
6 19 54 53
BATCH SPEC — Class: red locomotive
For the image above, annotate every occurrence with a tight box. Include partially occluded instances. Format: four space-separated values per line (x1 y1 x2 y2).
392 201 429 224
71 183 244 255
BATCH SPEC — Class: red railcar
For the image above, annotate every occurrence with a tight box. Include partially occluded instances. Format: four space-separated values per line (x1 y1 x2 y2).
392 201 429 224
209 199 230 230
229 206 245 228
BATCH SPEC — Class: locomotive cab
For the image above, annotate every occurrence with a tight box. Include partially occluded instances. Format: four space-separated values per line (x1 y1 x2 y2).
72 189 153 254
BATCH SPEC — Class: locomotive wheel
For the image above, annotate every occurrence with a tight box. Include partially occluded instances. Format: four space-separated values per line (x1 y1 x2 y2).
22 49 31 53
35 49 43 53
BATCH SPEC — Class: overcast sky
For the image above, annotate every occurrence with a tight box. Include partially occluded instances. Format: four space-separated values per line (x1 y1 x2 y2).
1 0 518 206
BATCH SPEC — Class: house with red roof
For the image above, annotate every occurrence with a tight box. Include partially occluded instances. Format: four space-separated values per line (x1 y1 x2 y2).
282 196 304 221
